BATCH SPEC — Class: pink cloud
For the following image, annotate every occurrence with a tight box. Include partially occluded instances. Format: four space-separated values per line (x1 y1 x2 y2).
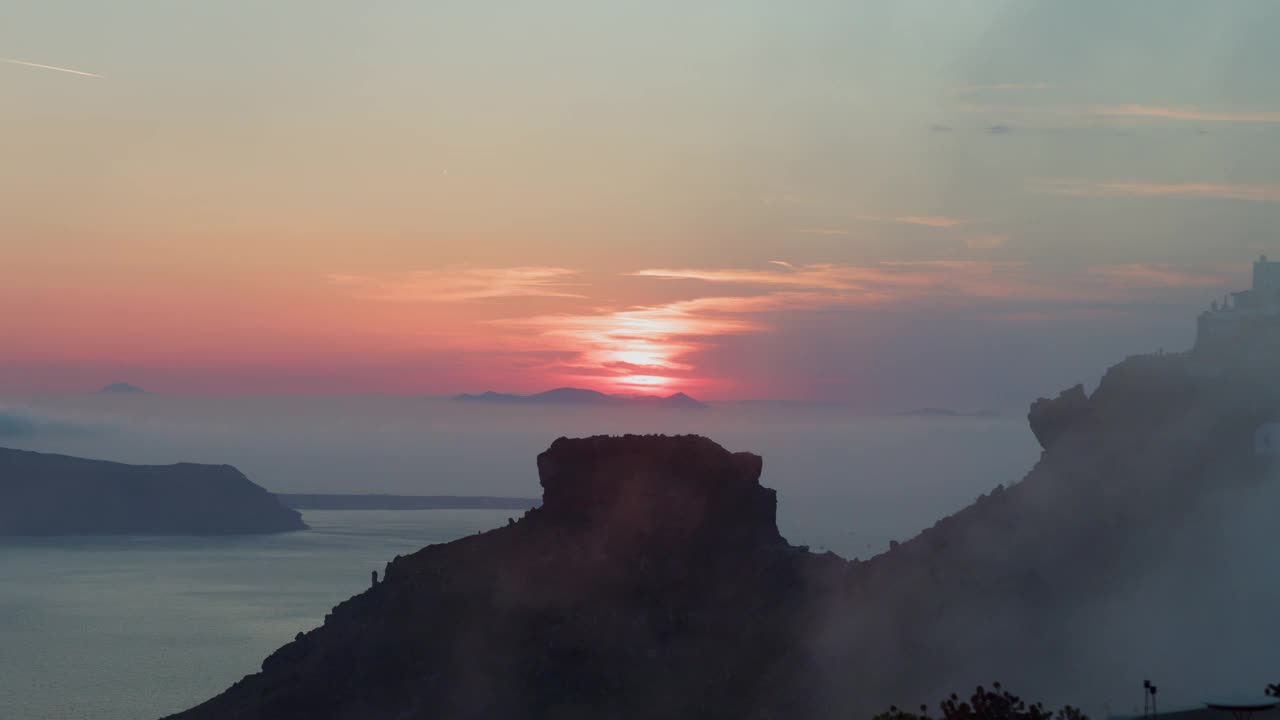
957 101 1280 128
894 216 971 228
794 228 854 236
1086 263 1242 289
635 261 1142 308
953 82 1053 94
1084 104 1280 123
322 259 1245 396
966 235 1009 250
1033 179 1280 203
634 266 866 291
327 267 585 302
855 215 974 229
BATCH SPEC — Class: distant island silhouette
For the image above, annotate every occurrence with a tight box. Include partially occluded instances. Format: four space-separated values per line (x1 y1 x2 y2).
95 382 148 395
279 493 539 511
454 387 707 409
0 447 304 535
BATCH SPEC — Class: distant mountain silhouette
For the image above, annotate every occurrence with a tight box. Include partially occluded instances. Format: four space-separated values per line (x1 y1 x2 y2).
0 447 305 535
95 382 148 395
454 387 707 409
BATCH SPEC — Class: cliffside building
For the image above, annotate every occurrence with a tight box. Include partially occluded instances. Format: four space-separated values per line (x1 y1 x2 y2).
1193 256 1280 363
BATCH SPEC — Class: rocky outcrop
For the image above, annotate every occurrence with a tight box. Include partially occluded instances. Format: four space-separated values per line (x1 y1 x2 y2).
534 435 781 549
167 435 838 720
1027 384 1090 450
0 447 305 535
168 361 1280 719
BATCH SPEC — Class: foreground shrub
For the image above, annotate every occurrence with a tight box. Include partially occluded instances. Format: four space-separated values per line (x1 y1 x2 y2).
873 682 1088 720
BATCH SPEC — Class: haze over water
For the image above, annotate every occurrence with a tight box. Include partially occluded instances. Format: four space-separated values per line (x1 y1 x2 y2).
0 395 1040 557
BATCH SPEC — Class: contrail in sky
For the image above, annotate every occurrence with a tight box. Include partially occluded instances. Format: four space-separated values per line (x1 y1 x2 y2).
1 58 102 78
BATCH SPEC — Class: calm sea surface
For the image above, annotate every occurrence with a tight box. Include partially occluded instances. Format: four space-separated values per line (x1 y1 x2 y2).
0 510 514 720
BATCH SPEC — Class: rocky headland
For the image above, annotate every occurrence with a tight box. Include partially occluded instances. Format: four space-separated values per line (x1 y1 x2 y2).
0 447 306 535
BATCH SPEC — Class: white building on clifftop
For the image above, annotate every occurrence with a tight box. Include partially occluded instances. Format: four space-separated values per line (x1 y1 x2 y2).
1194 255 1280 361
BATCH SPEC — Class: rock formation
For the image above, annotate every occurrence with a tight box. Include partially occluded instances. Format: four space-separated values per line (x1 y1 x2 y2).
1027 384 1090 450
0 447 306 535
167 435 840 719
168 358 1280 719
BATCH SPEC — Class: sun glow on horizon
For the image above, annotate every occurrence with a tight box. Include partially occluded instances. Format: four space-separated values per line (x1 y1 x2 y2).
510 303 735 394
614 374 674 388
598 347 681 369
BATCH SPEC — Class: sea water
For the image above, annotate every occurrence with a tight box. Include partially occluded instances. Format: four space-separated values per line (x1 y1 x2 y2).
0 510 513 720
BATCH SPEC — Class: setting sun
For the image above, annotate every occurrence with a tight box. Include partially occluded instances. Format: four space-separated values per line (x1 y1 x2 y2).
613 374 674 389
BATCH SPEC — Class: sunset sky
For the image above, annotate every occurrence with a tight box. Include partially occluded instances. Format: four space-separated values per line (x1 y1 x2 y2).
4 1 1279 405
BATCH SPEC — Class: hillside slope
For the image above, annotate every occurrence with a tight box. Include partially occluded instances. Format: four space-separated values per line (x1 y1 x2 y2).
168 359 1280 718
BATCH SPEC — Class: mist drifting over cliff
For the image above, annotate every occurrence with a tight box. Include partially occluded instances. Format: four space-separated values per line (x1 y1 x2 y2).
803 349 1280 718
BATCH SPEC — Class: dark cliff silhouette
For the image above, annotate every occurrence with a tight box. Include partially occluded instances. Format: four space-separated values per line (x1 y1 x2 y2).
454 387 708 409
167 353 1280 719
168 435 835 719
1027 384 1090 449
0 447 306 535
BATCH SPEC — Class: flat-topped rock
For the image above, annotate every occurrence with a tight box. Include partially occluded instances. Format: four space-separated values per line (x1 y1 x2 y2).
534 434 781 549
